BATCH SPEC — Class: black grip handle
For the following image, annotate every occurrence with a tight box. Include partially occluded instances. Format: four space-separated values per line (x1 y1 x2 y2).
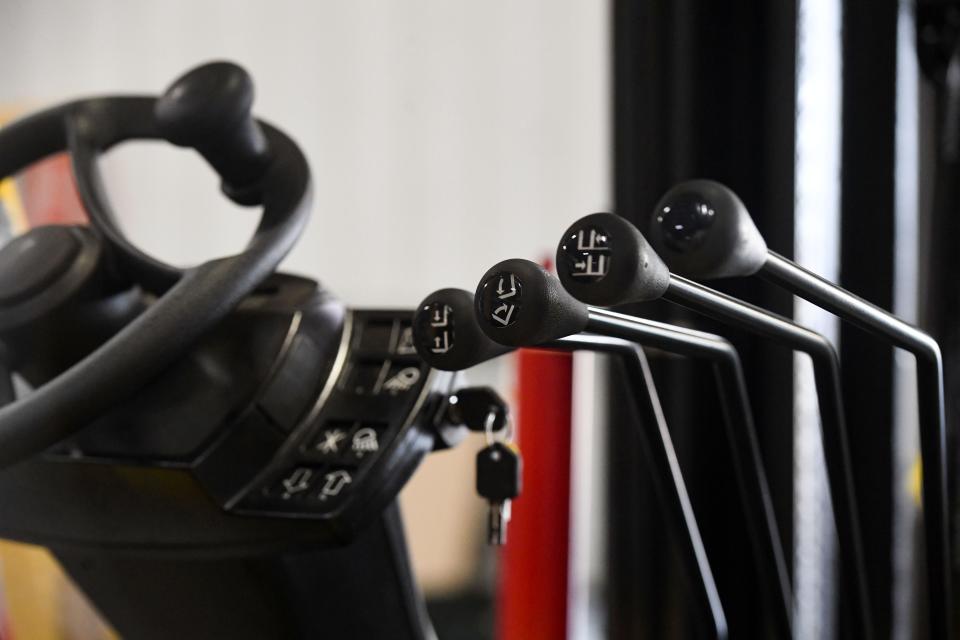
556 212 670 306
412 288 511 371
646 180 768 280
155 61 271 202
474 259 588 347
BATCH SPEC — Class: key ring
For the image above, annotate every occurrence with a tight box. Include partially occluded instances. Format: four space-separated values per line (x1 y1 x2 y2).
484 409 514 446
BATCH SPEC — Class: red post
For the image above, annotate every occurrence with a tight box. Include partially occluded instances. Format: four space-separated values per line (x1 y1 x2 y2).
496 348 573 640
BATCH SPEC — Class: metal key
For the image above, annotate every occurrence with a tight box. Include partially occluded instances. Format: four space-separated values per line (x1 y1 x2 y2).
476 441 522 545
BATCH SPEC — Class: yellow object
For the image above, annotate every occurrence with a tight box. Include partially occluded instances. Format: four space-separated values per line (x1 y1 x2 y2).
0 110 29 235
0 175 28 235
0 540 117 640
0 540 63 640
910 455 922 506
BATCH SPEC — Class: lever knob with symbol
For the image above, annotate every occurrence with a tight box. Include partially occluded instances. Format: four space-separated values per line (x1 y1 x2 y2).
474 259 588 347
412 288 512 371
556 212 670 306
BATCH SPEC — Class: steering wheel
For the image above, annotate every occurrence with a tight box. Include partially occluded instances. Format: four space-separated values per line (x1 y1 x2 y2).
0 61 311 468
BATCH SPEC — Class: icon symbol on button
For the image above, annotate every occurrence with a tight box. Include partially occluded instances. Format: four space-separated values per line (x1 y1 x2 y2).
431 330 452 354
481 272 522 328
576 228 608 251
422 303 455 354
491 303 516 326
430 304 452 328
396 326 417 355
316 428 348 455
572 254 608 278
496 274 518 300
280 467 314 500
562 226 611 282
319 470 352 500
352 428 379 458
383 367 421 393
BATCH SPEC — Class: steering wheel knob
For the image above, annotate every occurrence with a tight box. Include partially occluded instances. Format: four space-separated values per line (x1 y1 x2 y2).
155 61 271 202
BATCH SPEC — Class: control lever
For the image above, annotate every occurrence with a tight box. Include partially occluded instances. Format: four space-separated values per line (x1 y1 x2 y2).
557 213 872 640
412 288 728 639
474 261 794 637
548 333 727 640
647 179 950 640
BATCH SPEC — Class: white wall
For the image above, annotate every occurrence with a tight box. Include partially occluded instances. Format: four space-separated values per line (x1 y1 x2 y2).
0 0 610 593
0 0 609 306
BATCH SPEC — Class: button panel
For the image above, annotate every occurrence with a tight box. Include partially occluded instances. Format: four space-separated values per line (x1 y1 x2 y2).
234 310 443 520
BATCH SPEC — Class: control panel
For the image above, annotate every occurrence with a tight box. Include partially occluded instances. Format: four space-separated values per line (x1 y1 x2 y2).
235 310 450 528
41 277 455 538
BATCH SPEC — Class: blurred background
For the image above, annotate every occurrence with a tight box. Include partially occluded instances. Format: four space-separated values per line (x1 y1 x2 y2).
0 0 953 638
0 1 608 638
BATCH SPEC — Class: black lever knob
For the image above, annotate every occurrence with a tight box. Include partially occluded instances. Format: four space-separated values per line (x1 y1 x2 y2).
474 259 588 347
647 179 768 279
155 61 271 202
556 212 670 306
412 288 512 371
